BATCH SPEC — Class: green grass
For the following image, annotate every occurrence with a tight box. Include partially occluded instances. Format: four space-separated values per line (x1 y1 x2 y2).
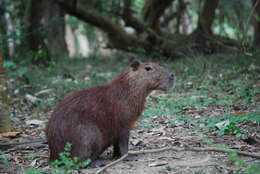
8 52 260 132
7 52 260 173
141 54 260 135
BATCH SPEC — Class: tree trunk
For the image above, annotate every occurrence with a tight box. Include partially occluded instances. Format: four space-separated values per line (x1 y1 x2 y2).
0 28 12 133
196 0 219 35
55 0 237 59
252 0 260 46
43 1 68 59
176 0 188 34
0 0 10 60
57 0 146 50
142 0 174 32
24 0 50 64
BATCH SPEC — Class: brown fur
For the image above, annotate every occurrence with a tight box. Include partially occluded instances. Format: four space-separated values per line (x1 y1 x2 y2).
45 62 174 162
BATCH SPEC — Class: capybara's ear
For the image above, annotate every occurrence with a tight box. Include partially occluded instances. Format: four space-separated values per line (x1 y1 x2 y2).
131 61 140 71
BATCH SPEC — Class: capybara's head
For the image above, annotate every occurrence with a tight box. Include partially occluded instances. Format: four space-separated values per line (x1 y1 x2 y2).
129 61 175 91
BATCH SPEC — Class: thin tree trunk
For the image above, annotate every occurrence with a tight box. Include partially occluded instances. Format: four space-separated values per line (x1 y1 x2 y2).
142 0 174 32
176 0 188 34
24 0 50 64
196 0 219 35
43 1 68 59
0 28 12 133
0 0 10 60
252 0 260 45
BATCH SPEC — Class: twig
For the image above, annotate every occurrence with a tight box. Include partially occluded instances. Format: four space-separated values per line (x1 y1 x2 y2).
0 139 47 151
95 146 260 174
246 0 260 30
95 154 128 174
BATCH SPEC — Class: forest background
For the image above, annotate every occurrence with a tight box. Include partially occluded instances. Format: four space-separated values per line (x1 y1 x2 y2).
0 0 260 174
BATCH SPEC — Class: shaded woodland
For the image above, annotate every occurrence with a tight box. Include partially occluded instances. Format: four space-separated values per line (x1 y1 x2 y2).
0 0 259 63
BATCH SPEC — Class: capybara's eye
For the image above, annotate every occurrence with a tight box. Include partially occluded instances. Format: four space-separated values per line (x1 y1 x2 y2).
145 66 152 71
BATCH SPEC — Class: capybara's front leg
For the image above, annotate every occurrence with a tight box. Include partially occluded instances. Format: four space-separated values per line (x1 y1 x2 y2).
113 130 138 161
113 130 129 158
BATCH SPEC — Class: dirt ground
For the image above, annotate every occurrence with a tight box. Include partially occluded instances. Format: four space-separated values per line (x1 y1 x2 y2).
1 57 260 174
1 92 259 174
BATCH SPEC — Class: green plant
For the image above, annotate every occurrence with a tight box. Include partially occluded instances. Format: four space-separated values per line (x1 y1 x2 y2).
28 154 36 161
243 164 260 174
25 168 42 174
0 154 8 167
239 84 256 103
227 151 260 174
27 49 48 62
51 143 91 174
217 121 243 137
3 60 28 78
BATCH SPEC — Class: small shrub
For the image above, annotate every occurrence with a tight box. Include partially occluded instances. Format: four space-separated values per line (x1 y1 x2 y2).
0 154 8 167
51 143 91 174
25 168 42 174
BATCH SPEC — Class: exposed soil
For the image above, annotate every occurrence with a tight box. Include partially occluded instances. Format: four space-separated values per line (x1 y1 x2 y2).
1 91 259 174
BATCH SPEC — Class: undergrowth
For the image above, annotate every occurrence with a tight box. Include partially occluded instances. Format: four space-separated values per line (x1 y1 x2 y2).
25 143 91 174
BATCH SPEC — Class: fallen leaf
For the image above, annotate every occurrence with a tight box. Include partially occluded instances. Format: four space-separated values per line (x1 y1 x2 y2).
215 121 229 130
35 89 53 97
25 94 39 103
157 137 175 141
0 132 21 140
143 137 157 144
25 119 45 126
130 139 142 146
150 127 166 136
148 161 168 167
194 115 201 119
30 159 37 166
232 112 246 117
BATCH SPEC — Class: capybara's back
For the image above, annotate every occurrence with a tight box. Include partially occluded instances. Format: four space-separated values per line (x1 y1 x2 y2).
46 61 175 162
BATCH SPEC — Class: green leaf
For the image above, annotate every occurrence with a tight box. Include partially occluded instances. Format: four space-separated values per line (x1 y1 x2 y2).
244 52 253 57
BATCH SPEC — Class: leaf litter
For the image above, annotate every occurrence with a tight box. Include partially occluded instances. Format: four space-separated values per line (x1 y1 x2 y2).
1 55 260 174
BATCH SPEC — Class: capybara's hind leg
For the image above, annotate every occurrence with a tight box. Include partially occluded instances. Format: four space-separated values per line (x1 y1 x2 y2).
49 149 59 161
70 124 103 163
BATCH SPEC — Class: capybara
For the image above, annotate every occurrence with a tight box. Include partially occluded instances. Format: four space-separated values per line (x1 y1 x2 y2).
46 61 175 163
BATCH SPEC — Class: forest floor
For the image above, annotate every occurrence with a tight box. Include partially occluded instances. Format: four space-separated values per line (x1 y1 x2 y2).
0 53 260 174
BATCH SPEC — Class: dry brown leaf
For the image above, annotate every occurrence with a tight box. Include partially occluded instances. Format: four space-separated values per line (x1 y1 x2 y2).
232 112 246 117
157 137 175 141
143 137 157 144
131 139 142 146
0 132 21 140
150 127 166 136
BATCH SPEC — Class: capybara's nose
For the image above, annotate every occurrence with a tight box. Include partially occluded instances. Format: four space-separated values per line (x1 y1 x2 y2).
169 73 175 80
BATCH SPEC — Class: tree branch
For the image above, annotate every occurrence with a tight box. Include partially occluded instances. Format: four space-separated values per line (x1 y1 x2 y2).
122 0 145 33
0 139 47 151
196 0 219 35
122 0 163 45
55 0 145 50
160 11 177 28
95 146 260 174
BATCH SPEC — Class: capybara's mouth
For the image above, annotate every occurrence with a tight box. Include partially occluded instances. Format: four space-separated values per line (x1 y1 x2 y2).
160 82 174 92
168 72 175 89
167 82 175 91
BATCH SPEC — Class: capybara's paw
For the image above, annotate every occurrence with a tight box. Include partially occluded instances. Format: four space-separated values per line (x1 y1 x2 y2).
91 159 109 167
123 155 138 161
